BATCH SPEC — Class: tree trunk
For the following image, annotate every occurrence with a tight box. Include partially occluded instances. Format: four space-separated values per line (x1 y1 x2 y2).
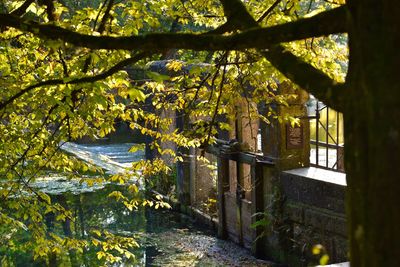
345 1 400 266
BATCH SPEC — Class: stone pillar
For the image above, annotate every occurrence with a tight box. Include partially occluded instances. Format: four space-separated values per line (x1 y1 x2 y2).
260 82 311 262
262 82 310 170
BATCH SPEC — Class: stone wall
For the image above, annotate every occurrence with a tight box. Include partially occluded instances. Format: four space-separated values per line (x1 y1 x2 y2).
168 77 349 266
262 167 348 266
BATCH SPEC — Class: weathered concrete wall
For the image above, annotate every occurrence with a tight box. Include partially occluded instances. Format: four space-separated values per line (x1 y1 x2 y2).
262 167 348 266
283 168 347 264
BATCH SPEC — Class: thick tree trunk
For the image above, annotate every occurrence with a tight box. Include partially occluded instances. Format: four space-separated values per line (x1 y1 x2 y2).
345 1 400 266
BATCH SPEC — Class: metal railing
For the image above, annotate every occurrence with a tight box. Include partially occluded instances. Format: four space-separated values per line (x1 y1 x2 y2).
308 100 344 172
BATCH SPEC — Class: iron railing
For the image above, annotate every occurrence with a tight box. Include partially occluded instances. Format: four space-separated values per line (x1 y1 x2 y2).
308 100 344 172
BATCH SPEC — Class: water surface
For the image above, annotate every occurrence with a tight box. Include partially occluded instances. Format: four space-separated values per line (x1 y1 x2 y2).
1 143 272 267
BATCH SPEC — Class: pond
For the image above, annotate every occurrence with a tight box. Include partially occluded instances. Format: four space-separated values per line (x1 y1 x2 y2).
0 143 273 267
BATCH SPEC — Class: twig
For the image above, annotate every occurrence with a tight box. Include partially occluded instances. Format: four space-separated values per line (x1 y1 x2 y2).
10 0 35 16
205 53 228 146
256 0 282 23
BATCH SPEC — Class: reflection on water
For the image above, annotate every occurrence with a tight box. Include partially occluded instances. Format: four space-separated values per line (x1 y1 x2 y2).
0 143 213 267
1 183 214 267
2 184 132 266
1 142 149 266
1 143 271 267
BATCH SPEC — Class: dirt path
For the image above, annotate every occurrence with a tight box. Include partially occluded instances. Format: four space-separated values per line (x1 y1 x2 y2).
143 210 276 267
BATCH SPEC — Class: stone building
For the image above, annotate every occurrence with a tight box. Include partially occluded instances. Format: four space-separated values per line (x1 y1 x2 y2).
132 61 348 266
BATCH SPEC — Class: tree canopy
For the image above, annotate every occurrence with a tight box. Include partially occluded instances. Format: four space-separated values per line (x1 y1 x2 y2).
2 0 399 266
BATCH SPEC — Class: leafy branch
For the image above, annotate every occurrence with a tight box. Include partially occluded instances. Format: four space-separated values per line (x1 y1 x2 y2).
0 6 347 51
218 0 346 112
0 52 150 110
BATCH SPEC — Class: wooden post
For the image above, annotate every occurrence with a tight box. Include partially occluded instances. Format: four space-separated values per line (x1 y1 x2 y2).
176 111 191 206
236 160 244 246
176 148 191 206
189 147 196 205
251 162 265 257
217 156 229 239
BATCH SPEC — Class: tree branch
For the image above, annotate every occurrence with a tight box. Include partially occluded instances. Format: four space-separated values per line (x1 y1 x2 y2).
41 0 56 21
217 0 346 111
257 0 282 23
0 6 347 51
0 52 150 110
0 3 348 110
10 0 35 16
262 46 345 111
83 0 115 73
218 0 258 29
97 0 114 34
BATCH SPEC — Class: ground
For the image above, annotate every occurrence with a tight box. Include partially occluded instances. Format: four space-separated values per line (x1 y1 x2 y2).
143 210 275 267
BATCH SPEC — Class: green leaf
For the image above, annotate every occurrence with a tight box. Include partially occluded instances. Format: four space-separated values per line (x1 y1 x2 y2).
128 143 145 153
146 71 170 82
128 88 146 102
38 192 51 205
250 218 269 229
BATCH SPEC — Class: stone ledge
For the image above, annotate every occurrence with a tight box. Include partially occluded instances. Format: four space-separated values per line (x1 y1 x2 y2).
281 167 346 213
284 167 346 186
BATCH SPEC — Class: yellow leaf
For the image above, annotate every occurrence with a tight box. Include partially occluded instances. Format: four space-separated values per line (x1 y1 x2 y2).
162 202 171 209
320 254 330 265
312 244 323 255
92 230 101 237
166 60 183 71
97 251 105 260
